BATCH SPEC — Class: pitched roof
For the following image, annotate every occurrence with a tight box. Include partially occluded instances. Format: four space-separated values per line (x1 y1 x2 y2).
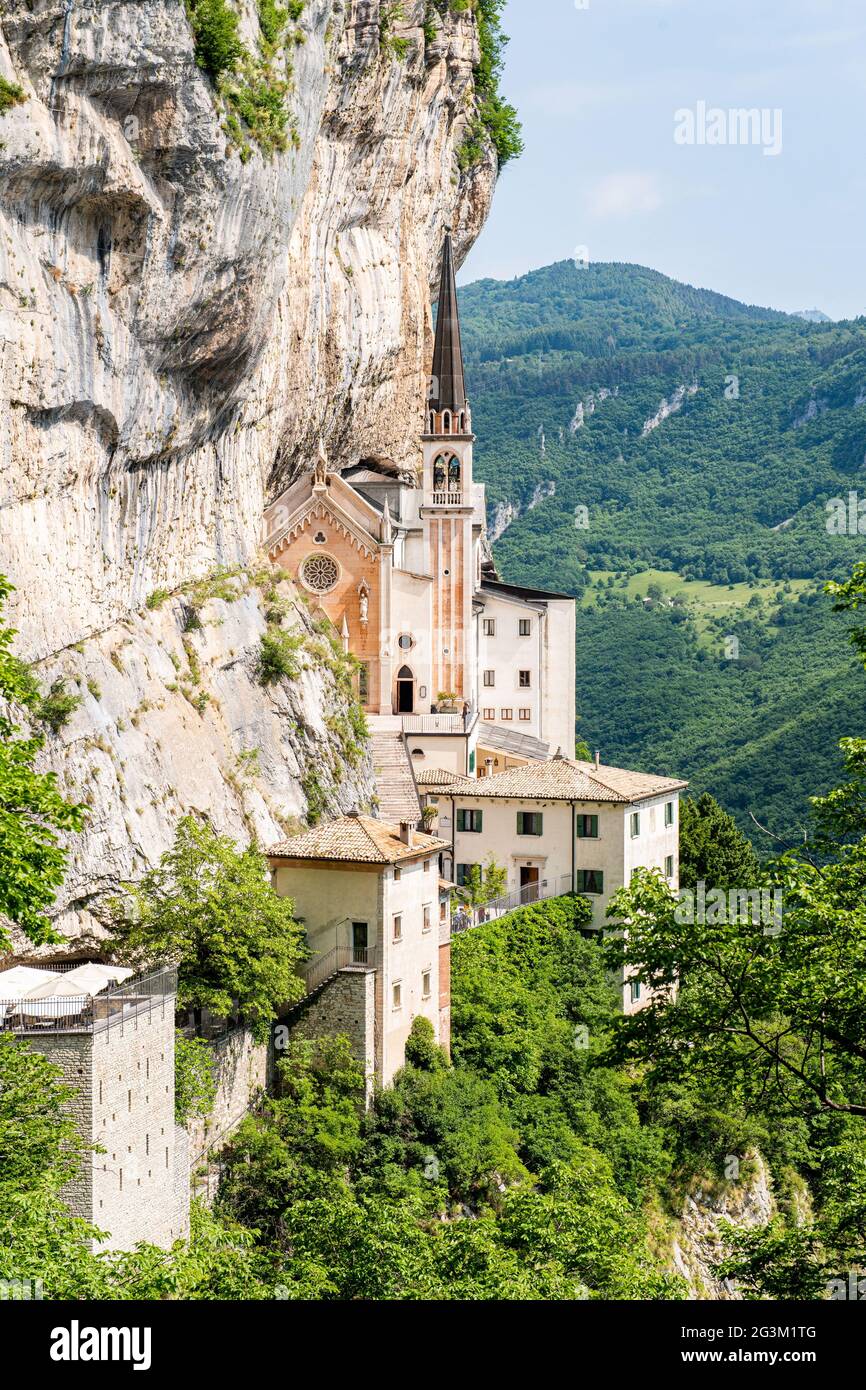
449 756 687 805
414 768 477 790
429 232 466 415
478 722 550 761
266 814 448 865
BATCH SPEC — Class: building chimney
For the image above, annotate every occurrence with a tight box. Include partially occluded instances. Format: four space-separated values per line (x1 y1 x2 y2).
485 758 494 778
594 750 600 771
399 821 414 846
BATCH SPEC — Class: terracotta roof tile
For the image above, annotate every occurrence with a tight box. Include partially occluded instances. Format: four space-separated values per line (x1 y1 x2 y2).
449 756 687 805
267 814 448 865
414 768 477 789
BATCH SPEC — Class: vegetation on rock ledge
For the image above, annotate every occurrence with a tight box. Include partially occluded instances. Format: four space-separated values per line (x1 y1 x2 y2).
185 0 304 158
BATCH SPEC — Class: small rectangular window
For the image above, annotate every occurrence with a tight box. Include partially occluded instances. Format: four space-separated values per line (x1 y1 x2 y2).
423 903 432 931
422 971 432 999
665 855 674 879
423 858 430 872
517 811 543 836
577 814 599 839
501 708 513 721
483 618 496 636
519 708 531 721
630 979 641 1003
394 866 401 882
482 707 495 720
577 869 604 894
440 898 448 922
665 800 675 827
392 981 402 1009
518 619 531 637
483 670 495 687
456 863 478 888
457 808 483 833
393 914 403 942
630 812 641 839
518 670 531 688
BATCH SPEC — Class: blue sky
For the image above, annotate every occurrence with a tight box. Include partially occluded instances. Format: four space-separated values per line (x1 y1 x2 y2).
459 0 866 319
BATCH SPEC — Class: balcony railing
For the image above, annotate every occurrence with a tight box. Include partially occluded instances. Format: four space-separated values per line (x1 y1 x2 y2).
451 875 587 934
0 966 177 1036
432 491 464 506
298 943 380 997
403 711 477 735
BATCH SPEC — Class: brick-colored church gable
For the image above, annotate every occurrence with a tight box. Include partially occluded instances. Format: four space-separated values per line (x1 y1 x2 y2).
272 521 382 711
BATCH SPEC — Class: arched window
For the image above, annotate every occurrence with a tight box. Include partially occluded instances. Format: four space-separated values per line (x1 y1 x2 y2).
448 454 461 488
433 454 448 490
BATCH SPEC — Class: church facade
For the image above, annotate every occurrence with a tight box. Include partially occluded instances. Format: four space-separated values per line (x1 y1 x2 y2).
264 234 576 764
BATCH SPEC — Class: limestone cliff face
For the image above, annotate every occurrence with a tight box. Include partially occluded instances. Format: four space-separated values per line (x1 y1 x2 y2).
13 573 375 948
0 0 496 942
0 0 495 655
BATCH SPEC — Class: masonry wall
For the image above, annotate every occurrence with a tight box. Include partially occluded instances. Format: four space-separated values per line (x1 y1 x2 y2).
287 968 376 1095
185 1026 271 1168
26 1033 95 1229
30 992 188 1252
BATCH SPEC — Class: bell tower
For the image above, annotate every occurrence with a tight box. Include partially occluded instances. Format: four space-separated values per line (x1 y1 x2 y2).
421 230 477 707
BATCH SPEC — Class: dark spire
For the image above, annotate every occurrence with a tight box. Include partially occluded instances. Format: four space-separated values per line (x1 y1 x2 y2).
429 230 466 416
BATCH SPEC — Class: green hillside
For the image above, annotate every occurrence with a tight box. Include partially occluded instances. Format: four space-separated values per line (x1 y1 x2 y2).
462 260 866 844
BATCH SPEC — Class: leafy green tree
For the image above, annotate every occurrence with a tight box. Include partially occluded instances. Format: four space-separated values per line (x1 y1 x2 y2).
403 1014 447 1071
174 1033 217 1125
110 815 305 1038
0 577 85 947
0 1034 110 1299
454 853 507 909
679 792 762 889
827 559 866 669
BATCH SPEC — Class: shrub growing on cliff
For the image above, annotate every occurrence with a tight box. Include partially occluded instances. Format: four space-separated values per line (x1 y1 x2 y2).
257 627 304 684
187 0 244 81
109 815 306 1040
36 678 82 734
0 77 26 116
434 0 523 169
0 577 86 948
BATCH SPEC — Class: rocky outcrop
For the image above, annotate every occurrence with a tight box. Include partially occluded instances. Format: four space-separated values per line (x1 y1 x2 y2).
488 480 556 542
640 382 698 437
568 386 617 434
0 2 497 942
0 1 496 656
671 1151 776 1299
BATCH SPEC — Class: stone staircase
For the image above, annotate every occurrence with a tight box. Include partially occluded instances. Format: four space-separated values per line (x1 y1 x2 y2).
368 725 422 824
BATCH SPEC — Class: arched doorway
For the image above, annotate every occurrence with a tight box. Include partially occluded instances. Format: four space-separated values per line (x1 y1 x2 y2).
396 666 415 714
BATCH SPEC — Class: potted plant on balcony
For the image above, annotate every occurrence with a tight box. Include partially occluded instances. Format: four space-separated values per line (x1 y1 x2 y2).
437 690 459 712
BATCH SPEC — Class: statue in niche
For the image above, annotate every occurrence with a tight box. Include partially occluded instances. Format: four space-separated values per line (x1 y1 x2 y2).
313 437 329 487
358 585 369 625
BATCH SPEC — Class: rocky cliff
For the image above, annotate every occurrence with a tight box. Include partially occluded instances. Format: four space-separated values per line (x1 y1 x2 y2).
0 0 497 943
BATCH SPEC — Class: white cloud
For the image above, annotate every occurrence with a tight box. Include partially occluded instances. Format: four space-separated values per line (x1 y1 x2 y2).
587 172 663 219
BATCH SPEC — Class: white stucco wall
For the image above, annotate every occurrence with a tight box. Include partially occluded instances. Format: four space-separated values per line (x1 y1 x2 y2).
272 850 441 1085
450 788 681 1012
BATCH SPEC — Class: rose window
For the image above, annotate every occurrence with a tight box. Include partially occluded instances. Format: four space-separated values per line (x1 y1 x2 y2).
301 553 339 593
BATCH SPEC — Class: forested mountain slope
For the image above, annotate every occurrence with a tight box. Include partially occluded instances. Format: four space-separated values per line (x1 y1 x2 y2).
462 261 866 842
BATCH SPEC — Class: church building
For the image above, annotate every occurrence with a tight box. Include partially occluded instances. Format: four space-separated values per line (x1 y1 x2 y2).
263 233 576 767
